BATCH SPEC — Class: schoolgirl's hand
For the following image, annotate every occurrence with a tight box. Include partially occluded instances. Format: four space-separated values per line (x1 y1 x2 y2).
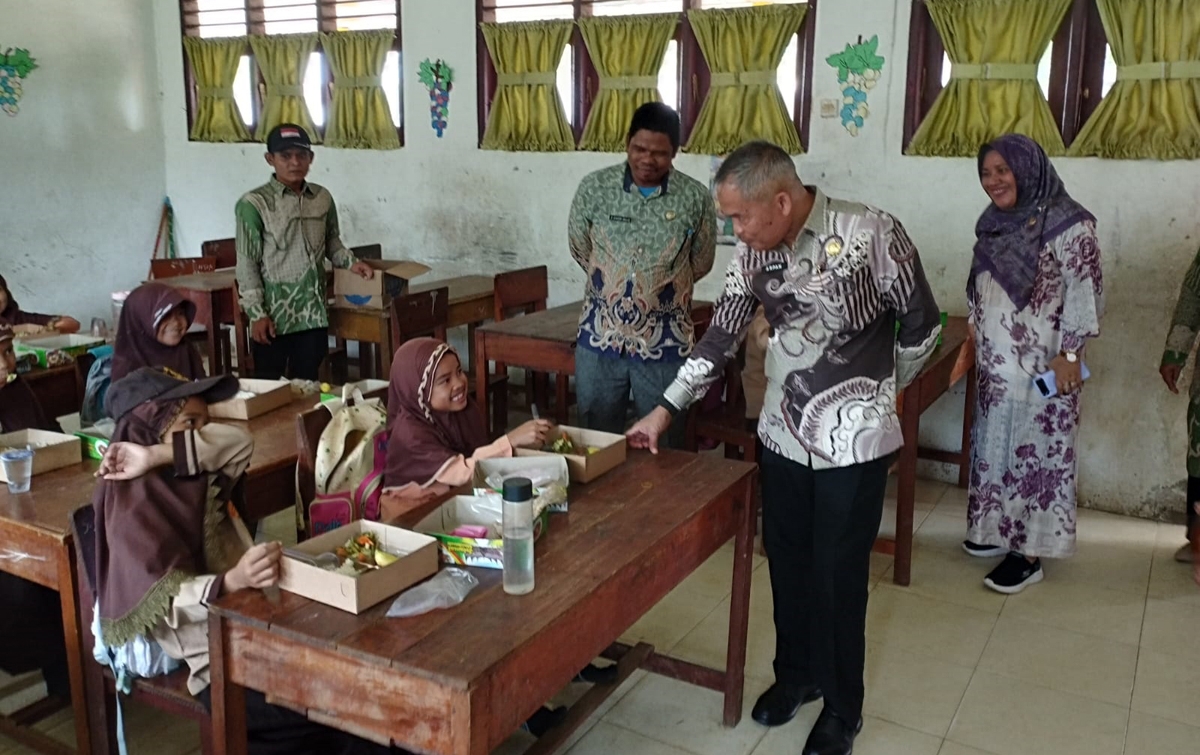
507 419 553 448
227 542 282 592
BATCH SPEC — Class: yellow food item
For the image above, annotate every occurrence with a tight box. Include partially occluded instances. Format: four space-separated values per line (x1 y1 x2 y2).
587 446 599 455
320 382 332 393
374 550 399 567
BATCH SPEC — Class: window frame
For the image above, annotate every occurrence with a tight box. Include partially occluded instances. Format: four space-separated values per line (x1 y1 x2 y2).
902 0 1108 150
179 0 404 144
476 0 817 150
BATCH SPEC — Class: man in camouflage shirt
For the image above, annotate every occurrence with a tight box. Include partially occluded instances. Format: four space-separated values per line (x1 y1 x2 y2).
567 103 716 447
1160 244 1200 568
236 124 374 380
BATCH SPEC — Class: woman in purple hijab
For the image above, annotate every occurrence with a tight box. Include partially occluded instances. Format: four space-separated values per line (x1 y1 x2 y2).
963 134 1104 594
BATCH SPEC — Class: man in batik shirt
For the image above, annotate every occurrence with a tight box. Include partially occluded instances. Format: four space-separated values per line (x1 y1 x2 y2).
628 141 941 755
567 103 716 447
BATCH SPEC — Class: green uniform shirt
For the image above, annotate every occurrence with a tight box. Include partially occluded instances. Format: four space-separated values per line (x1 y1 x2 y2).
1162 246 1200 475
235 177 358 335
568 164 717 361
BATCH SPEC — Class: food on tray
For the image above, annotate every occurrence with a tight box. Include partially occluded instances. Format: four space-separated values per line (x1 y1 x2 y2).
5 373 16 384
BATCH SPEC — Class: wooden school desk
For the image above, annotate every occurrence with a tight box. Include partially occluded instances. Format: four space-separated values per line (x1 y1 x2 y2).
0 393 318 755
472 301 714 425
208 450 756 755
328 275 495 378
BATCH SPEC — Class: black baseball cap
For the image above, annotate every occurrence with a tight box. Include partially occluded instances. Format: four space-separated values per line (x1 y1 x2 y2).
106 367 240 421
266 123 313 154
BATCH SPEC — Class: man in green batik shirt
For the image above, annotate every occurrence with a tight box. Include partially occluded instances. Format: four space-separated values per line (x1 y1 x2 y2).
236 123 374 381
1160 244 1200 569
567 103 716 447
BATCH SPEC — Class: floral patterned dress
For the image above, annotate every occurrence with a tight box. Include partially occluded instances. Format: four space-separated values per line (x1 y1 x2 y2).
967 220 1104 558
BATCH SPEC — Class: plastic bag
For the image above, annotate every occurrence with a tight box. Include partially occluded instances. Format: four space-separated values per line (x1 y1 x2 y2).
386 568 479 618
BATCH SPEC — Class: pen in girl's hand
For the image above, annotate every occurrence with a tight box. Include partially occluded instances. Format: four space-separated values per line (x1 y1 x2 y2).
531 404 540 421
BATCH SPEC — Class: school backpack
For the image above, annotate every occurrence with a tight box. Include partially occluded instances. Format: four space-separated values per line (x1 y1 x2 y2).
303 387 389 536
81 348 114 425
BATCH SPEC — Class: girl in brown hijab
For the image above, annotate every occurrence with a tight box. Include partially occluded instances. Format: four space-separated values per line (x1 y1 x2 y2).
111 282 206 382
0 273 80 334
95 367 401 755
0 323 70 699
380 338 552 519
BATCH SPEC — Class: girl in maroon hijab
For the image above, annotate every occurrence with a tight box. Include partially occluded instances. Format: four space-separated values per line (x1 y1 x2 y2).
0 323 70 699
95 368 401 755
0 273 80 334
111 283 206 382
380 338 551 519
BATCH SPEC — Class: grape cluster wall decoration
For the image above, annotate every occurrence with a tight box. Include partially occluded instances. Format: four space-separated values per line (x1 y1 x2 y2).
0 48 37 117
825 35 884 137
418 58 453 138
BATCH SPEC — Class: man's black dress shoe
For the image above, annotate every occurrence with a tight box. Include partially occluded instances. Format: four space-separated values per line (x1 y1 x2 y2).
750 682 822 726
803 707 863 755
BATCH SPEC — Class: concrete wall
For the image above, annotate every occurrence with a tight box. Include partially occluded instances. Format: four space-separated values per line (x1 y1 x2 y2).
0 0 165 325
150 0 1200 519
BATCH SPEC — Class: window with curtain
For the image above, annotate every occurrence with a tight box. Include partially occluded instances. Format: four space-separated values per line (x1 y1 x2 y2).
180 0 402 143
904 0 1118 152
478 0 814 150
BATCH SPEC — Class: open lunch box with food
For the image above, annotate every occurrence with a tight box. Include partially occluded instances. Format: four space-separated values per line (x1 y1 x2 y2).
412 494 550 570
473 455 570 513
515 425 627 483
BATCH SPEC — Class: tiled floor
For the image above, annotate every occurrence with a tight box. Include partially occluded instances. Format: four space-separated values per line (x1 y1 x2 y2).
4 479 1199 754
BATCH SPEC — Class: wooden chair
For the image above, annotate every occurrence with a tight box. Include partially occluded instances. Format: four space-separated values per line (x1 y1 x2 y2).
148 257 216 280
389 287 449 355
490 266 564 432
70 505 214 755
200 238 236 269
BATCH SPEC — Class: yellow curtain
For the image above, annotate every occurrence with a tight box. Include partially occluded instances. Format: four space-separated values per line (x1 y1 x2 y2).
480 20 575 152
183 36 251 143
250 33 320 143
908 0 1069 157
578 14 678 152
321 30 400 150
683 5 806 156
1069 0 1200 159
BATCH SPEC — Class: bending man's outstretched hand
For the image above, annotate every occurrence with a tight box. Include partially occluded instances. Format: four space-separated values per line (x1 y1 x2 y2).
626 406 673 455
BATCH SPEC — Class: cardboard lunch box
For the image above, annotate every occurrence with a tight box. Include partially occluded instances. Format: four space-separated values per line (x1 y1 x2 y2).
473 455 571 513
207 379 293 420
0 429 83 482
277 520 439 614
333 259 431 310
14 333 105 368
515 426 627 484
413 494 550 570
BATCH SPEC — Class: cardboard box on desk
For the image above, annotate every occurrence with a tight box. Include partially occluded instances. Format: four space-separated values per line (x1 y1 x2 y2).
473 455 570 513
277 520 439 614
208 379 292 420
14 334 105 368
333 260 430 310
0 429 83 481
413 495 549 570
515 426 626 484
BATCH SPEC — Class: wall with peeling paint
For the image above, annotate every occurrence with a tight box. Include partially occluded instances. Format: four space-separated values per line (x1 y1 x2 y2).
0 0 165 328
149 0 1200 522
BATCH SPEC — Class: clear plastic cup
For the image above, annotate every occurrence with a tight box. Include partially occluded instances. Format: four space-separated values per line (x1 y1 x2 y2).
1 447 34 494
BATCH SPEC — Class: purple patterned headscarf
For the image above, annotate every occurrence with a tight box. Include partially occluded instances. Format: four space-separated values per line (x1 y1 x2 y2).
969 134 1094 311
